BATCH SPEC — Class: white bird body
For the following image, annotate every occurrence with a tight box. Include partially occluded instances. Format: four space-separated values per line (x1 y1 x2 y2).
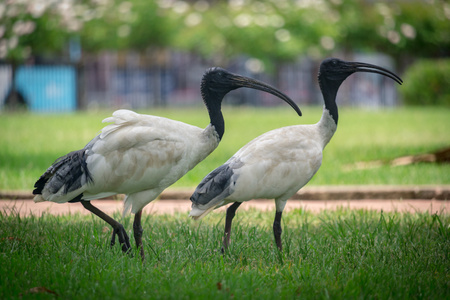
189 58 403 252
35 109 219 214
190 109 336 219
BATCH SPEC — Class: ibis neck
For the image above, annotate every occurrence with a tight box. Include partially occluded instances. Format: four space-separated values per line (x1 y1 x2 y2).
317 107 337 149
323 91 338 125
208 108 225 140
319 80 340 125
201 83 226 140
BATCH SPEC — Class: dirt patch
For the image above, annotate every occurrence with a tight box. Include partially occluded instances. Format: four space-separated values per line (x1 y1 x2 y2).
2 186 448 217
1 198 447 217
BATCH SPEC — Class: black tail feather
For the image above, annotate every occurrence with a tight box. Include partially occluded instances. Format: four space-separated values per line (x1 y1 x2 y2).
32 150 93 196
33 173 51 195
190 164 235 205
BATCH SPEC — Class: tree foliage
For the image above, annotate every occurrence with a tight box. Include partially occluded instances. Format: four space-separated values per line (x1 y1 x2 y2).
158 1 450 62
0 0 113 64
1 0 449 67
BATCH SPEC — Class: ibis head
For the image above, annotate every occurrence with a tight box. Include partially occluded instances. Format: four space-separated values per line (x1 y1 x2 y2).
201 67 301 115
201 67 301 140
318 58 403 124
319 58 403 86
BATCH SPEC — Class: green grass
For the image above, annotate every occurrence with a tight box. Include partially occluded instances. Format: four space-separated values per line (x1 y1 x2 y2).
1 106 449 191
2 106 448 299
0 208 449 299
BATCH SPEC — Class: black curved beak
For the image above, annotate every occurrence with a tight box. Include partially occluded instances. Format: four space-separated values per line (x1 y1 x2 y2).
230 75 302 117
350 62 403 85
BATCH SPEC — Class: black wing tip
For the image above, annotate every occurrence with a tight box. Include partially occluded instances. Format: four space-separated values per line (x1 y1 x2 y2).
189 188 209 204
189 195 198 204
32 149 92 197
32 173 50 195
190 163 236 206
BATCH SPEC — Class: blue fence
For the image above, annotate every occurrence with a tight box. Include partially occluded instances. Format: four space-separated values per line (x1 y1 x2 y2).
0 65 77 113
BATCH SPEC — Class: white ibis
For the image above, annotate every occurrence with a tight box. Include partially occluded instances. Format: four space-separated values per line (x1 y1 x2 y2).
33 67 302 259
189 58 403 252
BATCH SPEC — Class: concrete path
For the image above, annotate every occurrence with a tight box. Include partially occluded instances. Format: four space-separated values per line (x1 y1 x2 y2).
1 198 448 217
1 185 448 216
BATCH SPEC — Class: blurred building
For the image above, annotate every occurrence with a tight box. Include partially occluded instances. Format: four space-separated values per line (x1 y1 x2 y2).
0 51 399 113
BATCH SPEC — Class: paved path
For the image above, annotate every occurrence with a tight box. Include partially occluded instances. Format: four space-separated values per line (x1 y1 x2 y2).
0 198 448 217
1 185 448 216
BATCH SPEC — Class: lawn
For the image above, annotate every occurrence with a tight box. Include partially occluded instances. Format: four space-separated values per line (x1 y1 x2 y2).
0 208 448 299
1 106 449 191
1 106 449 299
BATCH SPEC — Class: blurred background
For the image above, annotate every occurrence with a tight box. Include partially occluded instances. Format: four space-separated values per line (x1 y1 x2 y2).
0 0 449 113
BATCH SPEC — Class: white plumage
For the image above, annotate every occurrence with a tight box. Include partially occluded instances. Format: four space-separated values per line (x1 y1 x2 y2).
190 111 335 218
36 109 219 214
33 67 301 259
190 58 403 252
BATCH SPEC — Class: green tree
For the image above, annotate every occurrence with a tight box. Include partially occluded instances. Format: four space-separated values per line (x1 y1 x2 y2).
330 0 450 60
0 0 108 109
163 0 449 70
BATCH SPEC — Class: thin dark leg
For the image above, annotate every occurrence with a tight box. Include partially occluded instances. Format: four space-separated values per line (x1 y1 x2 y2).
133 209 145 261
81 201 131 253
273 211 283 251
222 202 242 253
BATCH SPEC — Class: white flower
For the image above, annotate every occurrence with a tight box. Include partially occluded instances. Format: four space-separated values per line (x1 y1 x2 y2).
245 58 264 74
234 14 252 28
320 36 335 50
194 1 209 12
387 30 400 44
401 23 416 39
185 12 202 27
173 1 189 14
275 29 291 42
8 36 19 50
269 15 284 28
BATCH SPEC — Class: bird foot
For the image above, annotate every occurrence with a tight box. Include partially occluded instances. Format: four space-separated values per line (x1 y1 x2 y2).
110 225 132 255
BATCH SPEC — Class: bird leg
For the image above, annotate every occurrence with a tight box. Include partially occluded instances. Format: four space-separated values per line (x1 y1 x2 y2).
221 202 242 253
81 201 131 254
133 209 145 261
273 211 283 251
